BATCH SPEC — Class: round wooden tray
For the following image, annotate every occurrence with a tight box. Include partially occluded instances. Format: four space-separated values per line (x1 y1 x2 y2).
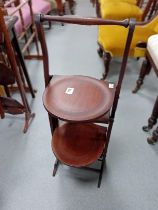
51 123 106 167
43 75 114 122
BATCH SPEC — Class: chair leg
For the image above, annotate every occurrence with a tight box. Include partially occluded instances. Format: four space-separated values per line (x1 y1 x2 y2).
67 0 75 14
12 30 36 98
96 0 101 17
56 0 64 15
102 52 111 80
0 102 5 119
97 46 103 58
47 20 52 29
147 126 158 144
142 96 158 132
132 58 151 93
52 159 60 176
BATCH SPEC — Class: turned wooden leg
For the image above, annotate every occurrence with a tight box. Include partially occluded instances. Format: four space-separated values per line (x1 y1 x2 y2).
48 21 52 29
96 0 101 17
97 46 103 58
67 0 75 14
0 102 5 119
132 58 151 93
102 52 111 80
56 0 64 15
142 96 158 132
147 126 158 144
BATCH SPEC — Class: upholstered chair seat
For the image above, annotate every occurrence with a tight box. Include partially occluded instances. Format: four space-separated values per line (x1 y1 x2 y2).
32 0 52 14
7 6 31 36
6 0 53 36
98 0 154 21
147 34 158 69
98 14 158 78
100 0 137 4
98 24 155 57
101 2 142 20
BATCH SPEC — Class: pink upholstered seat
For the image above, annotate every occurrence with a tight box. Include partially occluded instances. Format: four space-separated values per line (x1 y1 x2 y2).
7 5 32 36
6 0 52 36
32 0 52 14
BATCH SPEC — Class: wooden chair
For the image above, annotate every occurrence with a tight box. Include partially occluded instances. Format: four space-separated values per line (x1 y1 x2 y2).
132 34 158 144
133 34 158 93
98 13 158 79
54 0 76 15
35 14 135 187
142 96 158 144
1 0 41 59
96 0 157 21
0 12 35 132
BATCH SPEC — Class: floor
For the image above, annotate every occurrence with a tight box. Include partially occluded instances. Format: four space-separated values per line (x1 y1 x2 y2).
0 1 158 210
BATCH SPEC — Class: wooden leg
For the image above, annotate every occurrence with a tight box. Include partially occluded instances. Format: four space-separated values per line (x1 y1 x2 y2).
12 30 36 98
132 58 151 93
97 46 103 58
67 0 75 14
23 112 35 133
96 0 101 17
0 102 5 119
56 0 64 15
52 159 60 176
142 96 158 132
98 155 106 188
147 126 158 144
102 52 111 80
48 21 52 29
49 114 59 135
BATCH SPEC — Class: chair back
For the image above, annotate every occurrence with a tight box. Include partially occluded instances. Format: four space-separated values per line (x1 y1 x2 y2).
142 0 158 20
137 12 158 32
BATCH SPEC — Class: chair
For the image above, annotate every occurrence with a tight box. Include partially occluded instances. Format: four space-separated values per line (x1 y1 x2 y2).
0 12 35 132
35 14 135 187
142 96 158 144
53 0 75 15
132 34 158 144
1 0 41 59
98 13 158 79
95 0 139 17
97 0 156 21
133 34 158 93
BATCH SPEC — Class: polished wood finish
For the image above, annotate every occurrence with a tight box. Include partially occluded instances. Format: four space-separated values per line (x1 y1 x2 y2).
0 62 15 85
56 0 76 15
142 96 158 144
35 15 135 187
1 0 41 59
147 126 158 144
52 123 106 167
43 75 115 122
133 49 158 93
0 12 35 132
